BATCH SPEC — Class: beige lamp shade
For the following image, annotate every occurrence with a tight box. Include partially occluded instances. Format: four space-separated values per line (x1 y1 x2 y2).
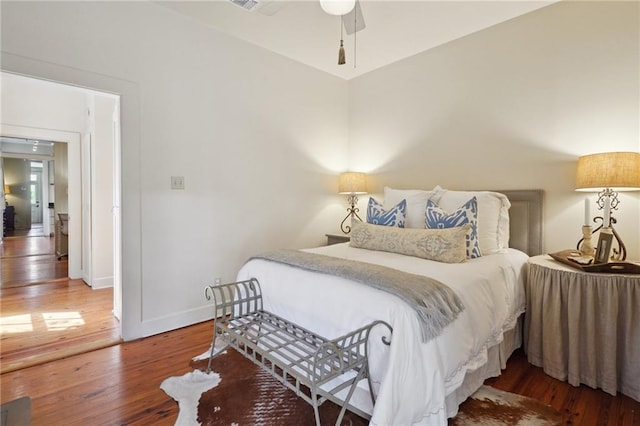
3 184 10 195
575 152 640 191
338 172 367 194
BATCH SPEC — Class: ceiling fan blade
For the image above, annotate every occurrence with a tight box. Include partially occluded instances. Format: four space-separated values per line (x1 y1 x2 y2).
343 0 365 35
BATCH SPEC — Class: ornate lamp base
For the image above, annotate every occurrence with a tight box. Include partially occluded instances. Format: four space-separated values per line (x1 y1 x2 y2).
340 194 363 234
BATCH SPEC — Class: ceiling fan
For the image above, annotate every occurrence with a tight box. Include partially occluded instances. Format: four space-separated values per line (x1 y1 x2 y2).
227 0 366 34
320 0 366 35
227 0 365 66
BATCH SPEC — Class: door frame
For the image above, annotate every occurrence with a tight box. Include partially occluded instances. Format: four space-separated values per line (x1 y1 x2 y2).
1 125 82 279
2 53 142 341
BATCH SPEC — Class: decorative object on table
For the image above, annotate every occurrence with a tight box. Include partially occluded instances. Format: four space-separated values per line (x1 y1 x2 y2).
577 198 595 256
593 227 613 264
578 225 595 257
338 171 367 234
548 249 640 274
575 151 640 261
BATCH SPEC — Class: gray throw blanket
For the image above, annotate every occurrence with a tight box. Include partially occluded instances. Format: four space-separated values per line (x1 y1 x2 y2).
249 249 465 342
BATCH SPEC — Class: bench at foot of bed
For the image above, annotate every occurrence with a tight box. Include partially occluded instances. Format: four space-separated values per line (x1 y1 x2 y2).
204 278 393 426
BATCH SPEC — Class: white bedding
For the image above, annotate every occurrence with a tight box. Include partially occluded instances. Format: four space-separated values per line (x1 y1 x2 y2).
236 243 528 425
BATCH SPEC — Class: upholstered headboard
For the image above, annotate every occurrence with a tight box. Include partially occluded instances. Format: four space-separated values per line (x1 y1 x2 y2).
499 190 544 256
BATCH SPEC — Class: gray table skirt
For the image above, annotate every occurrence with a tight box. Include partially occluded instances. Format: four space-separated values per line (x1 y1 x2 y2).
524 255 640 402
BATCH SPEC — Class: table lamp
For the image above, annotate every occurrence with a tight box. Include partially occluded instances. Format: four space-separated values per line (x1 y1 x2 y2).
338 172 367 234
575 151 640 260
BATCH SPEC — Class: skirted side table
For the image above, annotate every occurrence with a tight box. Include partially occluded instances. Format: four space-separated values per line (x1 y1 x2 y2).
524 254 640 402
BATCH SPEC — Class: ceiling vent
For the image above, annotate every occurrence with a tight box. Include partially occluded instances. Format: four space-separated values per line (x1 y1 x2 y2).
228 0 260 12
227 0 286 15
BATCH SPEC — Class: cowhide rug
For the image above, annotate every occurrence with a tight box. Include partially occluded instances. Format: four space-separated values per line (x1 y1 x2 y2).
161 347 562 426
450 385 563 426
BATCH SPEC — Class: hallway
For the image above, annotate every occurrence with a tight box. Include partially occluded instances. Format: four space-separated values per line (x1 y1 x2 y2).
1 227 67 288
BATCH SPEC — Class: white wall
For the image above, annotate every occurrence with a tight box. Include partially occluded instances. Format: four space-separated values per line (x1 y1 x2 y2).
1 1 349 338
91 95 116 289
348 1 640 259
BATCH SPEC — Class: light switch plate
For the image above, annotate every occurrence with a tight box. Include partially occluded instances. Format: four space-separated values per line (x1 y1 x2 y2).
171 176 184 190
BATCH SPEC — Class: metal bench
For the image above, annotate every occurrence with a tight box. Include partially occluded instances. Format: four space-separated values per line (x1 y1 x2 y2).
205 278 392 426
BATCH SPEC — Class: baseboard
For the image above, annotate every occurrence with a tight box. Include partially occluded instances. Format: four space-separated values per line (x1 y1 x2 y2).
91 276 114 289
141 305 213 338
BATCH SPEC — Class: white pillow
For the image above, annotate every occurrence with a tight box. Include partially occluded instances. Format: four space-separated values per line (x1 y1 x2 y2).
383 186 439 229
430 189 510 255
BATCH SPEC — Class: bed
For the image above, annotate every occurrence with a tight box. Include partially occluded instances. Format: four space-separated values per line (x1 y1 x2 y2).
236 187 543 425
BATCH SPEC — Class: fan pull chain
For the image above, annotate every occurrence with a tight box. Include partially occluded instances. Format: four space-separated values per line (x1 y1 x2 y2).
353 4 357 68
338 15 346 65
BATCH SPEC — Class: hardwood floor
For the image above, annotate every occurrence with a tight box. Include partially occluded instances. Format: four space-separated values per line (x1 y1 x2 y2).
0 321 213 425
1 232 68 288
0 279 121 373
1 233 120 373
1 321 639 425
486 351 640 425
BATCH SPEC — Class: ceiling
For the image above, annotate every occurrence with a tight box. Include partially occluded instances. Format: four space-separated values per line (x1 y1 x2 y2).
1 137 55 157
156 0 555 80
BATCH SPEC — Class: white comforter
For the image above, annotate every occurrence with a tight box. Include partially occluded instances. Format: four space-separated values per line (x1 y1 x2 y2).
236 243 528 425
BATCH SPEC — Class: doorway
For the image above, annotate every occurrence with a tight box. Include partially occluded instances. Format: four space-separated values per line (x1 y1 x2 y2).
30 161 43 226
1 72 123 366
1 148 65 286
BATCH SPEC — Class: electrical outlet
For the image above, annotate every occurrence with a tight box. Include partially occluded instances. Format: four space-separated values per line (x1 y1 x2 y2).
171 176 185 190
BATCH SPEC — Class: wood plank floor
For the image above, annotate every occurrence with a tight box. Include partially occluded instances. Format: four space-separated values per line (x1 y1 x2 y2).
0 279 121 373
1 233 121 373
1 322 213 425
486 351 640 425
1 233 68 288
2 319 639 425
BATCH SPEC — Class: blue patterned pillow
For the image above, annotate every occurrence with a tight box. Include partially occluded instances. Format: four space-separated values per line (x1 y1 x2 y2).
367 197 407 228
425 197 481 258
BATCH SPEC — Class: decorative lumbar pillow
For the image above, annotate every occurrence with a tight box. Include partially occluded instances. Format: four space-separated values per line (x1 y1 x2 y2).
350 220 469 263
367 197 407 227
425 197 482 259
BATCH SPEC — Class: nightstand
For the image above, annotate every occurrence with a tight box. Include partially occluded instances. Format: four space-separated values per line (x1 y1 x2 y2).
325 234 350 246
524 254 640 401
